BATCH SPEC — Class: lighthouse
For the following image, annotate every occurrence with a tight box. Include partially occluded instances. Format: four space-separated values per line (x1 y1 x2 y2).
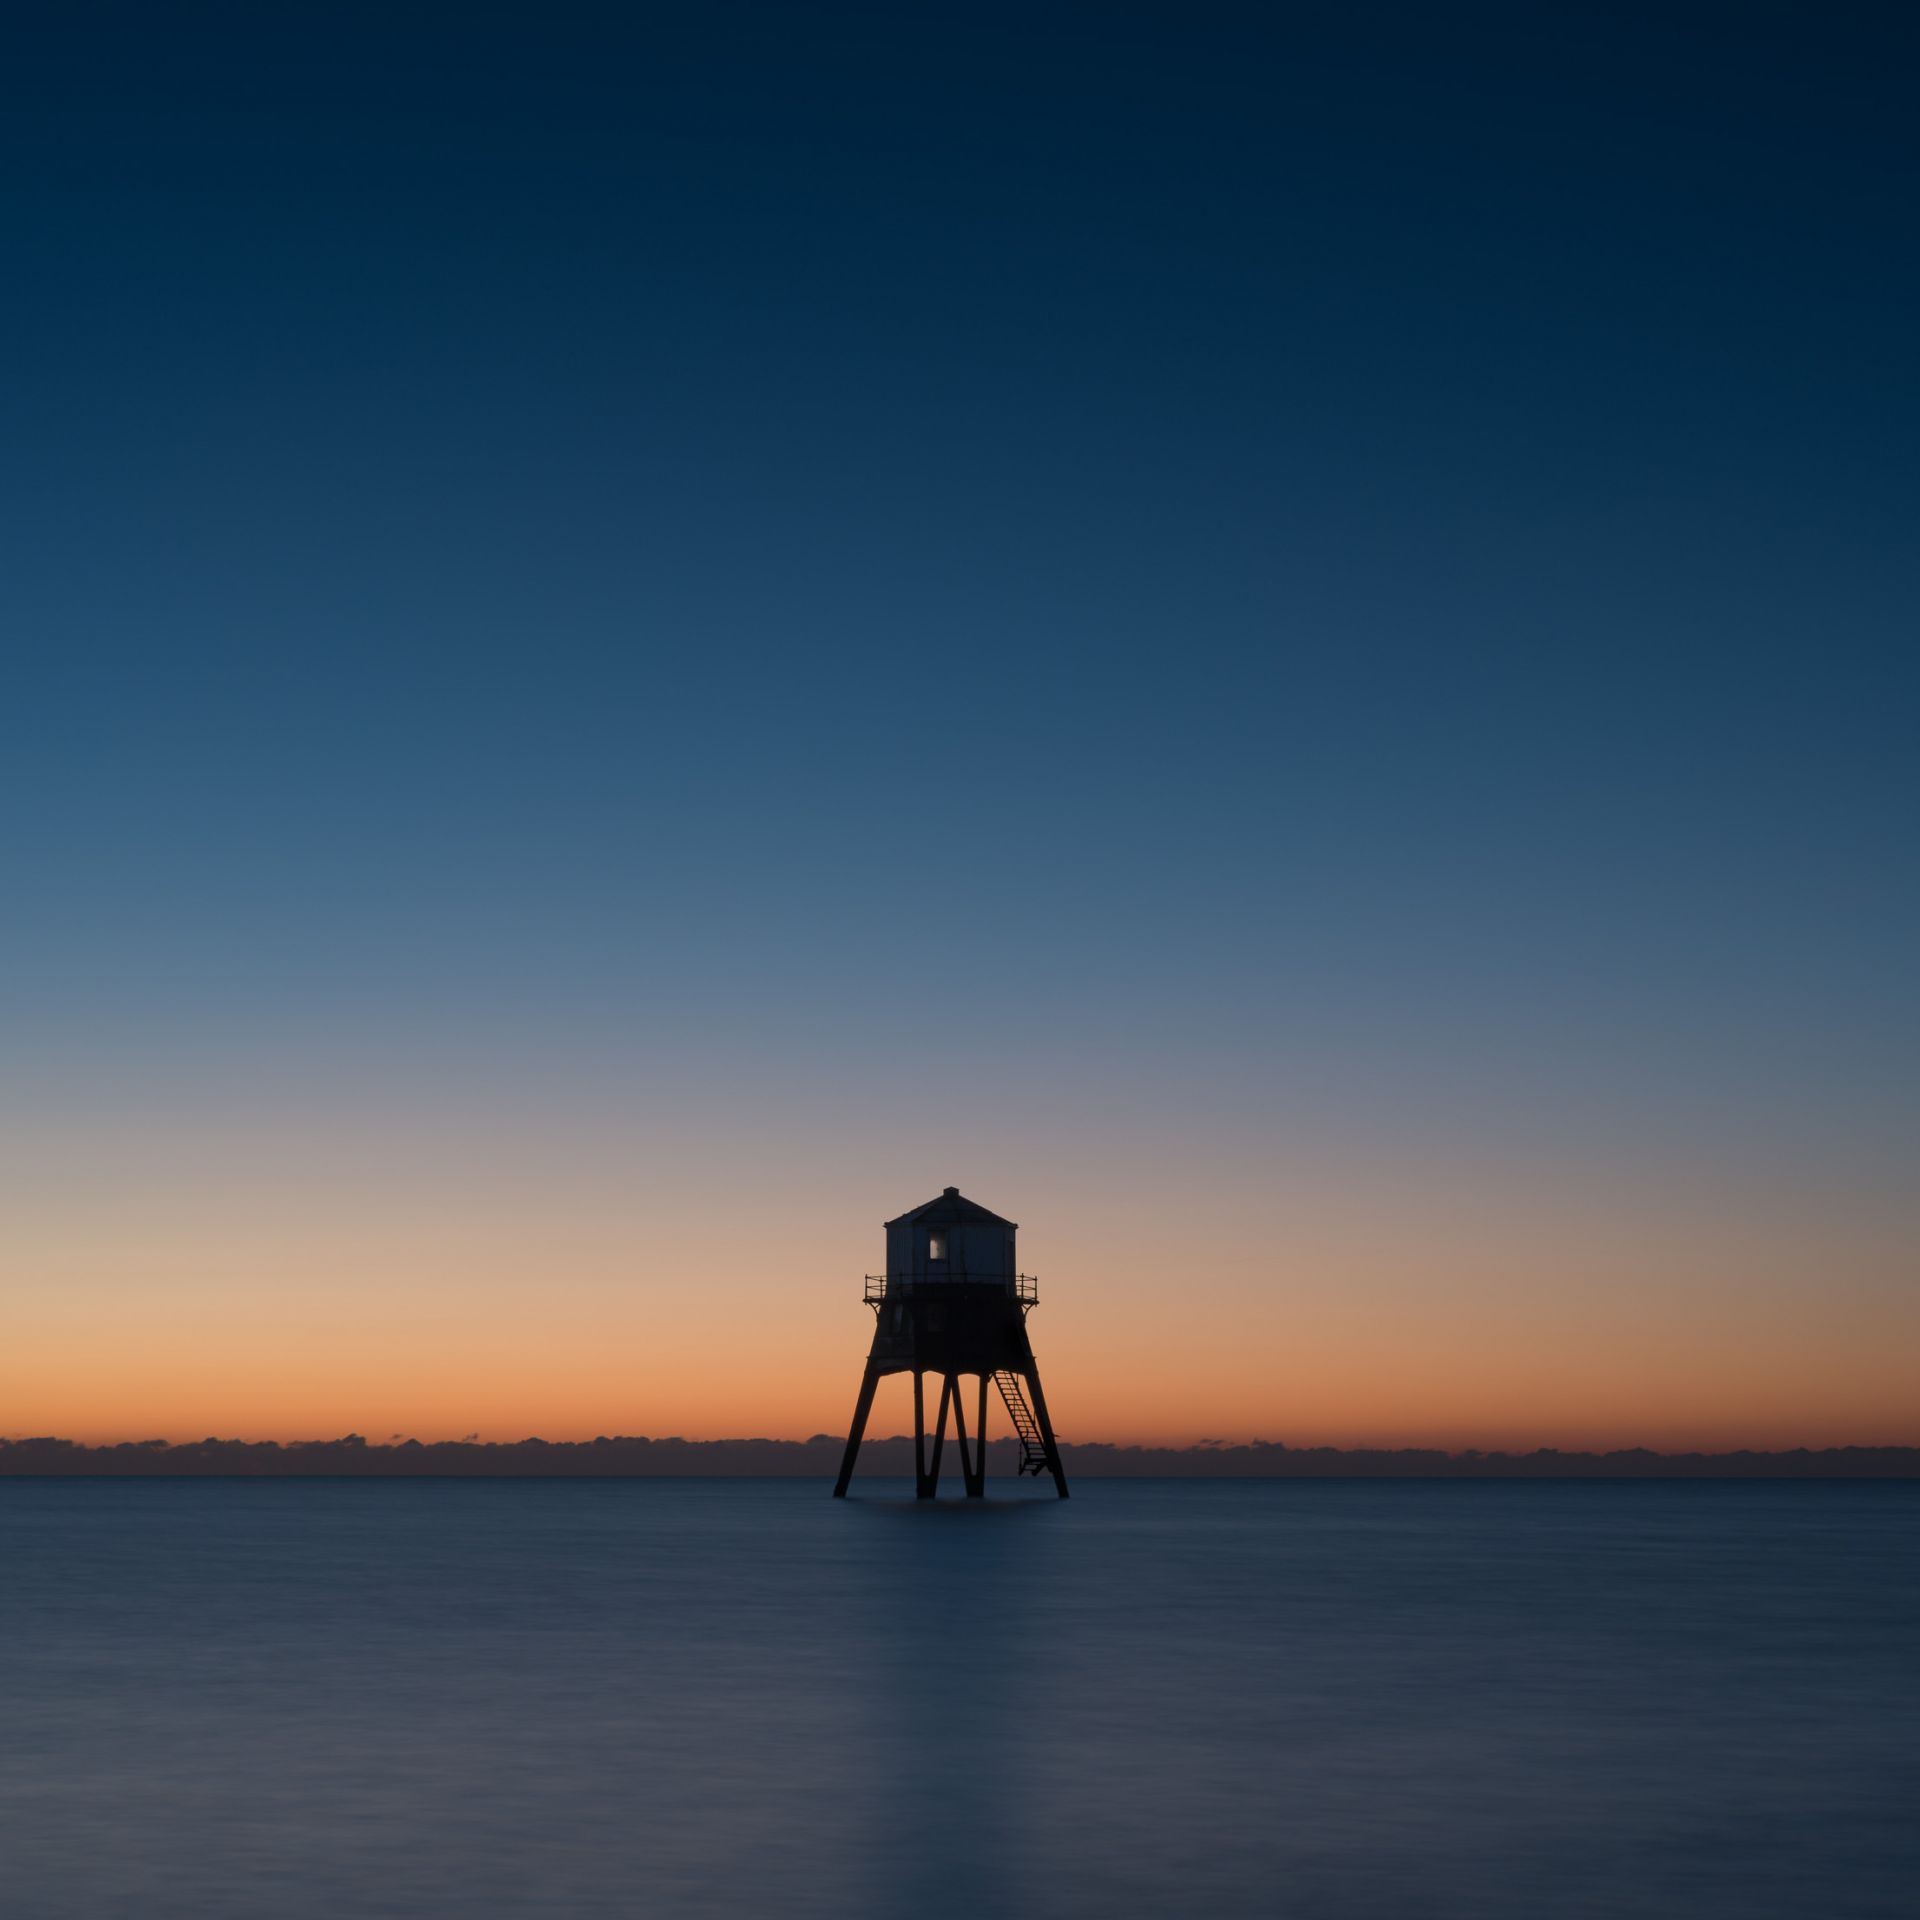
832 1187 1069 1499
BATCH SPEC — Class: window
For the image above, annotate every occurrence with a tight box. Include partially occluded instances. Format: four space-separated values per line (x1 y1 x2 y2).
928 1234 946 1262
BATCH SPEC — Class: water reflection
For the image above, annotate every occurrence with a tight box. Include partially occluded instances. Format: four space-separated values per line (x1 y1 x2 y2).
0 1479 1914 1919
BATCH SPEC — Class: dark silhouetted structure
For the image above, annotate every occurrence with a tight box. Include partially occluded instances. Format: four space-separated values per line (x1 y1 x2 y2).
833 1187 1068 1499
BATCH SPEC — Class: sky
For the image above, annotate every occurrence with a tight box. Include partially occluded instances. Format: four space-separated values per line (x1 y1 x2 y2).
2 2 1916 1449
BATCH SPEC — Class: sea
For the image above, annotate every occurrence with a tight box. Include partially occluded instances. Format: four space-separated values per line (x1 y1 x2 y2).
0 1477 1914 1919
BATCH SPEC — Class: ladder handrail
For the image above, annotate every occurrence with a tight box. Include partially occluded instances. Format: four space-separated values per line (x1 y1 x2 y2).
993 1369 1052 1476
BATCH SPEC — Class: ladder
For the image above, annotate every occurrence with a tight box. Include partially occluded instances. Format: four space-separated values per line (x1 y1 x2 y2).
993 1370 1051 1477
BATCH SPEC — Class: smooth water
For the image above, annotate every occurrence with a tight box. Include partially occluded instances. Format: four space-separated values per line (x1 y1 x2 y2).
0 1478 1914 1918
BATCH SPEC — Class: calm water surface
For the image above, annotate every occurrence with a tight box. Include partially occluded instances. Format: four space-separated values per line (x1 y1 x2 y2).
1 1478 1914 1918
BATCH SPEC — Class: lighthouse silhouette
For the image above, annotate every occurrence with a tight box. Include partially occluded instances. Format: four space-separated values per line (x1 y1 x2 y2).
833 1187 1069 1499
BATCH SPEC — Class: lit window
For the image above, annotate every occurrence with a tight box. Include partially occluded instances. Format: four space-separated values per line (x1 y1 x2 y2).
928 1234 946 1261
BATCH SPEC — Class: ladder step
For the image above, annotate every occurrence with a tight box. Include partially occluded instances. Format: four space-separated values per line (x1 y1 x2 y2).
992 1370 1050 1475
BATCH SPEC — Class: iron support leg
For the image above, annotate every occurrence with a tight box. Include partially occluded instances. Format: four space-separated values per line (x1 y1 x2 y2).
1024 1364 1071 1499
972 1374 990 1496
913 1371 927 1495
832 1362 881 1498
922 1373 953 1498
951 1375 977 1497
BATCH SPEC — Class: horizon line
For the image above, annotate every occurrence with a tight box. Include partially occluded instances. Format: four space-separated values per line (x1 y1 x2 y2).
5 1433 1917 1480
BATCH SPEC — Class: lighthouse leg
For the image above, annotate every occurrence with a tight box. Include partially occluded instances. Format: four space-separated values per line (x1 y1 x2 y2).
922 1373 953 1499
950 1375 978 1498
912 1371 927 1494
832 1362 881 1498
1024 1364 1071 1499
971 1374 990 1496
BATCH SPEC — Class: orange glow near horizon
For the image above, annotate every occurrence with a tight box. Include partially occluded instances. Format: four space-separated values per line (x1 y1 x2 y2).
5 1103 1915 1454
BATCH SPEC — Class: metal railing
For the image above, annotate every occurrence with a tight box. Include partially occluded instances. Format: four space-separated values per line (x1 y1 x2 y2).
864 1273 1039 1304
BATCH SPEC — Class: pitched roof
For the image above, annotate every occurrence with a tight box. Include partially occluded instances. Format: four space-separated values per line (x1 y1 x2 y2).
884 1186 1017 1230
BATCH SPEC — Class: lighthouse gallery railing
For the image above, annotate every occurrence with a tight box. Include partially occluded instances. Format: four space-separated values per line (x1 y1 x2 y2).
864 1274 1038 1304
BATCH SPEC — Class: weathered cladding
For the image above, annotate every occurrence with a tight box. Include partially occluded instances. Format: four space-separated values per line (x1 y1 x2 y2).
882 1186 1016 1285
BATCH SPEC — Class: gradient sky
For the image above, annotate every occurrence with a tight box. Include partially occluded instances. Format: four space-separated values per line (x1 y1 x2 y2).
3 3 1916 1448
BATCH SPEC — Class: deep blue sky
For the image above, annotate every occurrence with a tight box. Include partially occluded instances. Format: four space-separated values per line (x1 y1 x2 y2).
2 5 1917 1441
